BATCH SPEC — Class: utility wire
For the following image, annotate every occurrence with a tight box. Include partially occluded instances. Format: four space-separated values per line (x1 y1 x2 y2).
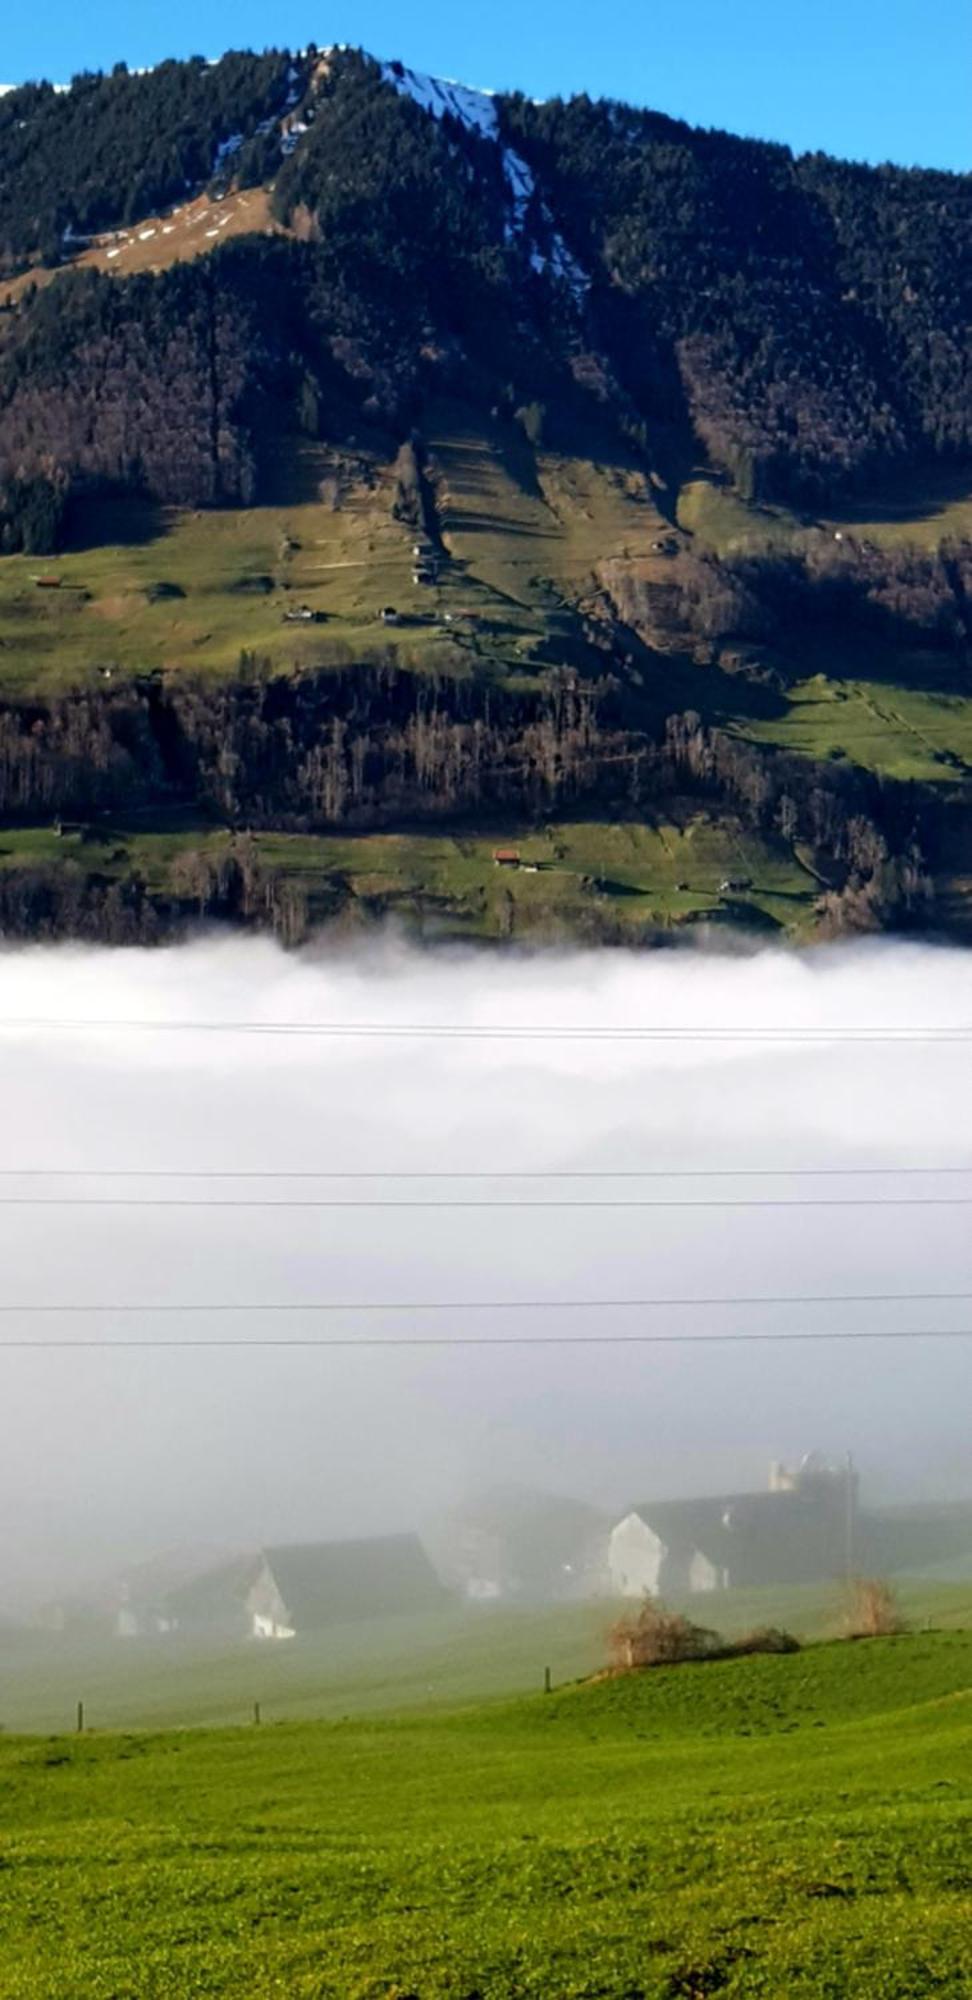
1 1289 972 1314
2 1328 972 1350
1 1018 972 1042
0 1165 969 1180
1 1195 971 1209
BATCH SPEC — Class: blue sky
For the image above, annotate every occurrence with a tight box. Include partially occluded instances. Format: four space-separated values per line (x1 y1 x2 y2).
6 0 971 170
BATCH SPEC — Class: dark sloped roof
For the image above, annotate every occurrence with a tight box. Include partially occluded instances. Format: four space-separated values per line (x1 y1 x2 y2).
165 1534 447 1628
626 1490 847 1584
165 1552 264 1622
627 1493 786 1561
445 1485 608 1557
265 1534 446 1626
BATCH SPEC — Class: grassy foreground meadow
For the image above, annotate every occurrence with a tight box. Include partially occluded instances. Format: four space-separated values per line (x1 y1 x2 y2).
1 1627 971 1998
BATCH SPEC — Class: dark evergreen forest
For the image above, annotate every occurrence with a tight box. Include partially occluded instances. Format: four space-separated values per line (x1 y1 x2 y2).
0 52 300 267
1 48 969 549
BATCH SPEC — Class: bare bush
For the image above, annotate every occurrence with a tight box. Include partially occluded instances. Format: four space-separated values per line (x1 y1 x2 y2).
607 1601 803 1674
607 1596 722 1670
843 1577 907 1639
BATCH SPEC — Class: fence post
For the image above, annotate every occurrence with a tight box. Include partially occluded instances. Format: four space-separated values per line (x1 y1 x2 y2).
253 1701 261 1726
544 1666 551 1694
76 1700 84 1735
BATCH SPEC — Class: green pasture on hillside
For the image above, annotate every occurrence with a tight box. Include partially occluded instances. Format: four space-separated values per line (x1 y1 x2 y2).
0 483 442 693
1 1624 971 1997
676 478 802 555
678 466 972 558
749 675 972 785
0 407 664 696
1 420 971 809
0 810 822 939
2 421 971 877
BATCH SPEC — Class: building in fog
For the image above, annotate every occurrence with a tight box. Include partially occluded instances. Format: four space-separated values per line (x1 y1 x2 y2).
427 1486 611 1603
609 1456 856 1597
162 1534 448 1641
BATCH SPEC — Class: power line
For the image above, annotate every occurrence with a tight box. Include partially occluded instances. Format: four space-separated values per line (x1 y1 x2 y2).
2 1327 972 1349
0 1165 969 1180
1 1289 971 1314
1 1018 972 1042
1 1195 971 1209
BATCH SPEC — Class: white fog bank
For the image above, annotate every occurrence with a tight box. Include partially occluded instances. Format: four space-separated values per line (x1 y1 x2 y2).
0 933 970 1604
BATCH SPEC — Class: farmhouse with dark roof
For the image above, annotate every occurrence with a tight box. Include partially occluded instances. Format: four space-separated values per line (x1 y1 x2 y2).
164 1534 447 1641
609 1457 856 1596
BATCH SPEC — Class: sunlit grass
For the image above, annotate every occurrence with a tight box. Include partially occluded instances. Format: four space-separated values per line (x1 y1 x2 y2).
1 1616 971 1996
0 811 823 940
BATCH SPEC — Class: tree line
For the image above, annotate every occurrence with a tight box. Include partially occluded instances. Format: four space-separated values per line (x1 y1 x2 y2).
0 239 376 550
651 536 972 655
0 662 938 944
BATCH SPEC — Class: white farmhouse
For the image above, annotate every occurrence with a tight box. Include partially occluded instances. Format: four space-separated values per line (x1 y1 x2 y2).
609 1505 729 1598
609 1473 854 1597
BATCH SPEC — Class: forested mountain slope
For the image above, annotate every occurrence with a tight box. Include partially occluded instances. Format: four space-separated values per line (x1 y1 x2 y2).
0 46 969 946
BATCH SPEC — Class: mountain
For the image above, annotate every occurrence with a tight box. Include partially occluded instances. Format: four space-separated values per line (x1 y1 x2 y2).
0 46 970 947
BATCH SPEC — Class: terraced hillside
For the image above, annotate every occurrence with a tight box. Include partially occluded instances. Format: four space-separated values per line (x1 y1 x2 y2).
0 46 970 944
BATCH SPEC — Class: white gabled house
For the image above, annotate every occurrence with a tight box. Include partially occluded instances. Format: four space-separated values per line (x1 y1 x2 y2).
609 1464 856 1597
609 1509 728 1598
246 1556 297 1640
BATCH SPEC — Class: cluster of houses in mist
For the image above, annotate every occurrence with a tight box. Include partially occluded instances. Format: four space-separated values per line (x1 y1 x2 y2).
26 1455 972 1645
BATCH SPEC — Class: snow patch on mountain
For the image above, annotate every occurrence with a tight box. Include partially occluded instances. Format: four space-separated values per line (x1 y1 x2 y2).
213 131 243 170
379 59 588 300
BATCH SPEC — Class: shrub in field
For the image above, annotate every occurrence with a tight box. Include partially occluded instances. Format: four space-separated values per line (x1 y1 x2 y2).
730 1626 801 1658
607 1597 723 1670
844 1577 907 1639
607 1600 802 1672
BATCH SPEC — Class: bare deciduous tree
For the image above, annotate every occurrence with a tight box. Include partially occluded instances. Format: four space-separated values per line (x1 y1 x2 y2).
843 1578 907 1639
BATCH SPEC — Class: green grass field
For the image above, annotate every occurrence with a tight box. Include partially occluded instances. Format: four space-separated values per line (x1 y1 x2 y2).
0 405 666 697
3 1580 970 1735
678 466 972 559
1 1612 970 1997
0 471 442 694
676 478 802 556
0 808 821 940
750 675 972 785
4 433 969 806
675 474 972 788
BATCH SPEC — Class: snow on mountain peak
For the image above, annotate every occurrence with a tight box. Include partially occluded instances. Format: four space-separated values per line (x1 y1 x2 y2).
379 63 500 137
379 59 588 300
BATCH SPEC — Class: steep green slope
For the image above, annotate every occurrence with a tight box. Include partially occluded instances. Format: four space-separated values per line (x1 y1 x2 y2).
1 1631 971 1997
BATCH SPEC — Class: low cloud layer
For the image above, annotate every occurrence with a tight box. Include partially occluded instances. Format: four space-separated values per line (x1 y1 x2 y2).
1 933 971 1605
